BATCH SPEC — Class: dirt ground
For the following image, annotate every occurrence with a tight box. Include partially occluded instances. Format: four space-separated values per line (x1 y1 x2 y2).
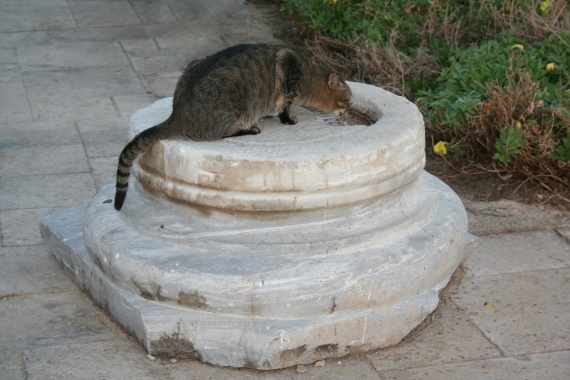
425 151 570 211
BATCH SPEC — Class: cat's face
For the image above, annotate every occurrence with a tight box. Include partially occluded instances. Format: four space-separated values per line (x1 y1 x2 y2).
323 73 352 116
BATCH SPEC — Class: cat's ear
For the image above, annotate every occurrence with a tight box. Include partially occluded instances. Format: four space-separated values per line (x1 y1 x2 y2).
328 73 345 91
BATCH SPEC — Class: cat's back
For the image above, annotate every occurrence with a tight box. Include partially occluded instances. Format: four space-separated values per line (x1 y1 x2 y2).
174 44 292 100
191 44 283 76
180 45 273 81
172 44 300 125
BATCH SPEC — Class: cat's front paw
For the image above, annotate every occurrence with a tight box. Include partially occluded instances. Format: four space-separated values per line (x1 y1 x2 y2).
279 113 298 125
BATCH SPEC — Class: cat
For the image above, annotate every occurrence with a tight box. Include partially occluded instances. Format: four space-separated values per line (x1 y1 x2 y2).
114 43 352 210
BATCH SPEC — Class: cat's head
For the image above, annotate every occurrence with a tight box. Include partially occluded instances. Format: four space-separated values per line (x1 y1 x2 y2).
310 73 352 116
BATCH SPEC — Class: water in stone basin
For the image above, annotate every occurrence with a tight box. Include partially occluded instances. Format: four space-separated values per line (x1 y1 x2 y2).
306 108 374 127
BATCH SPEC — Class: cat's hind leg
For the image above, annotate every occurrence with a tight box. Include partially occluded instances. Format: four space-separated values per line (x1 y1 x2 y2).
226 124 261 137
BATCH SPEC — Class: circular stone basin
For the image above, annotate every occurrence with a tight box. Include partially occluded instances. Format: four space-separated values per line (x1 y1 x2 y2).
130 83 424 212
83 83 470 370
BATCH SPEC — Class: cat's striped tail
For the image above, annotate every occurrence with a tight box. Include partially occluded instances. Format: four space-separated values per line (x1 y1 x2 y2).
114 120 172 211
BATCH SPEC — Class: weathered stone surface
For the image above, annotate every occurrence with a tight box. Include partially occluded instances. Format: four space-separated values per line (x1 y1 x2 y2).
42 83 472 369
130 83 421 211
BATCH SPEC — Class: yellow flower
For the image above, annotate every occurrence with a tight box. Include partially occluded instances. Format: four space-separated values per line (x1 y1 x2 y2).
433 141 448 156
546 63 556 72
540 0 552 13
331 0 338 5
512 44 524 51
515 121 522 129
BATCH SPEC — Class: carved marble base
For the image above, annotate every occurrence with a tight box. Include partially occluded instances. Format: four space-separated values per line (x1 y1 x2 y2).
41 83 474 369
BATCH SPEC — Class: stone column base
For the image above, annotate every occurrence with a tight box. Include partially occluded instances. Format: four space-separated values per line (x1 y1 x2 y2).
41 83 475 369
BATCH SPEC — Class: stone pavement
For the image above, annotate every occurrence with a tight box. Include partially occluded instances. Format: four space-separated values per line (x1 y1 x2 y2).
1 1 569 378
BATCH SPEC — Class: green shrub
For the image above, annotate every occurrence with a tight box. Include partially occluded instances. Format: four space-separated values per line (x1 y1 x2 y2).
281 0 570 183
420 32 569 166
549 135 570 162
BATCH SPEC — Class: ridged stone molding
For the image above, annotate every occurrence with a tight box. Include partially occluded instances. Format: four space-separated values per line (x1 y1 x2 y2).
41 82 475 370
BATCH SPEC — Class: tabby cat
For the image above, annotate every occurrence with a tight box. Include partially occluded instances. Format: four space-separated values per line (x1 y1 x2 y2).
114 44 352 210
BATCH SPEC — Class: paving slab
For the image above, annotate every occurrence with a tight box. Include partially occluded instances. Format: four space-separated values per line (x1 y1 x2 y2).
25 96 118 123
463 230 570 277
0 246 75 295
167 0 218 22
0 0 76 33
89 156 120 191
74 116 130 134
24 340 168 380
0 30 48 47
214 3 283 47
0 173 95 210
22 64 145 121
111 94 160 118
0 145 89 177
48 24 149 43
218 21 281 47
152 23 225 55
0 208 60 246
76 125 130 158
139 71 182 97
464 199 570 235
0 291 117 348
380 351 570 380
0 64 33 123
22 66 145 100
452 268 570 356
129 0 177 24
18 40 129 69
120 37 196 74
0 347 25 380
0 44 17 65
67 0 141 28
558 227 570 242
167 355 382 380
0 120 81 149
367 298 502 371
